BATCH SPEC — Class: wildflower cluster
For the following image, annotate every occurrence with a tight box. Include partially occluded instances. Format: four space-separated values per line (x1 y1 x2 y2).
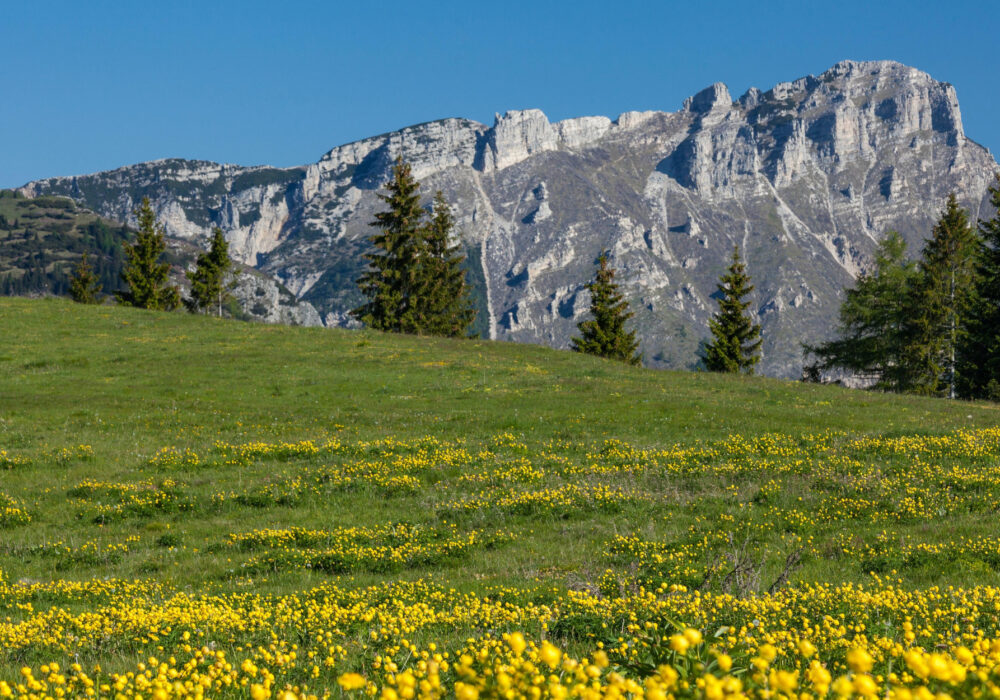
0 493 30 527
48 444 95 465
69 478 194 523
3 535 139 569
211 461 424 510
456 457 545 485
213 438 344 466
148 447 201 469
228 523 513 575
438 484 644 518
0 451 30 470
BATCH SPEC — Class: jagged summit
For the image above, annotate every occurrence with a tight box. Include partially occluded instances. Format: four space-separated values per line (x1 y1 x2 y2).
684 82 732 116
19 60 999 377
823 58 919 78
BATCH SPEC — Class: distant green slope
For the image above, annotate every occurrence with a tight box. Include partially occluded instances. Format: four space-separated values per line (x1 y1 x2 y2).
1 297 993 453
0 190 135 296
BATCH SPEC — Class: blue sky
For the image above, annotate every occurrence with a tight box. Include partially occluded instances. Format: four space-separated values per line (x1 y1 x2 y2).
2 0 997 188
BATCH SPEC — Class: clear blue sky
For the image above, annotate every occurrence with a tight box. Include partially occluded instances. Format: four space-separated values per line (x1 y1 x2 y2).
3 0 998 188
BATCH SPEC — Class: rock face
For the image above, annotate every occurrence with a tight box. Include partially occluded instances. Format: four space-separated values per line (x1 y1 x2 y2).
163 237 324 327
226 270 324 327
20 60 999 376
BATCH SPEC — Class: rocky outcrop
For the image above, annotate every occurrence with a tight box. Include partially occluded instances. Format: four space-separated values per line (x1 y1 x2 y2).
20 60 1000 377
163 237 323 327
474 111 613 171
228 269 323 327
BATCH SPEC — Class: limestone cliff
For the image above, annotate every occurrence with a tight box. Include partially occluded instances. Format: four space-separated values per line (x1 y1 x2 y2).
21 60 999 376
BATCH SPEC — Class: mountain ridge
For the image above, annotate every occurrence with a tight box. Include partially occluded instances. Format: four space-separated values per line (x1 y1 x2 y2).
19 59 1000 376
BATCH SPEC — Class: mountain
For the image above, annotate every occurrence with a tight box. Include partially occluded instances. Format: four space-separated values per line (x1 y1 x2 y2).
19 60 999 376
0 189 321 326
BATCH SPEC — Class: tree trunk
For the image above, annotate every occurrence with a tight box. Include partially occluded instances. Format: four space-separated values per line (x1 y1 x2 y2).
949 267 956 399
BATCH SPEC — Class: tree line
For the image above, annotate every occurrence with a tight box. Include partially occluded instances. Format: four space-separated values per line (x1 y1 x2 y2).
69 160 476 333
70 197 238 316
806 177 1000 400
0 213 128 297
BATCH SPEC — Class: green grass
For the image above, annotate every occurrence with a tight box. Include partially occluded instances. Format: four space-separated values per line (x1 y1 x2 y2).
3 297 994 450
2 296 1000 679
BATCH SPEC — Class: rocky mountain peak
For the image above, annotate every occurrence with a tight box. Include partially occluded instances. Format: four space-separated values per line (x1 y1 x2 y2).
684 82 733 118
480 110 559 171
19 60 999 378
738 87 762 110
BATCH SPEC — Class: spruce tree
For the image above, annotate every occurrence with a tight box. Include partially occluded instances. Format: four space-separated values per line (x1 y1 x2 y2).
959 175 1000 399
118 197 180 310
188 227 237 317
352 157 426 333
570 252 641 365
804 231 919 390
904 193 978 397
704 246 762 374
69 251 102 304
412 191 476 337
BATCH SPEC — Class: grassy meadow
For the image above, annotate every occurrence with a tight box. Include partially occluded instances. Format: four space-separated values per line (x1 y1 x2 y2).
2 297 1000 699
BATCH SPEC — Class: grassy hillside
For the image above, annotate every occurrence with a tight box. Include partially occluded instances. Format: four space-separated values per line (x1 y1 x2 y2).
2 297 1000 698
4 297 995 448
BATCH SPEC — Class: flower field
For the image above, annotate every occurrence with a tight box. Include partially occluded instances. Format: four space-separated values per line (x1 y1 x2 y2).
4 427 1000 699
4 298 1000 699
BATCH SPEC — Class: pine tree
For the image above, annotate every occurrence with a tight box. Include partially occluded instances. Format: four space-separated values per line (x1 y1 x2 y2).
352 157 427 333
118 197 180 310
570 252 641 365
804 231 919 390
188 227 237 317
903 193 978 397
412 191 476 337
69 251 102 304
704 246 762 374
959 175 1000 399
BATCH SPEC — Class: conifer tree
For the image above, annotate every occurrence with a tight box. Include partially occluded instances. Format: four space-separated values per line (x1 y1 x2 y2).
118 197 180 310
704 246 761 374
958 175 1000 399
352 158 426 333
903 193 978 397
412 191 476 337
69 251 102 304
570 252 641 365
188 227 237 317
804 231 918 390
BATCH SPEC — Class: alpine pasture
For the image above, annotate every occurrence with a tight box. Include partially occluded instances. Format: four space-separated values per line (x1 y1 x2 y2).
3 298 1000 699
